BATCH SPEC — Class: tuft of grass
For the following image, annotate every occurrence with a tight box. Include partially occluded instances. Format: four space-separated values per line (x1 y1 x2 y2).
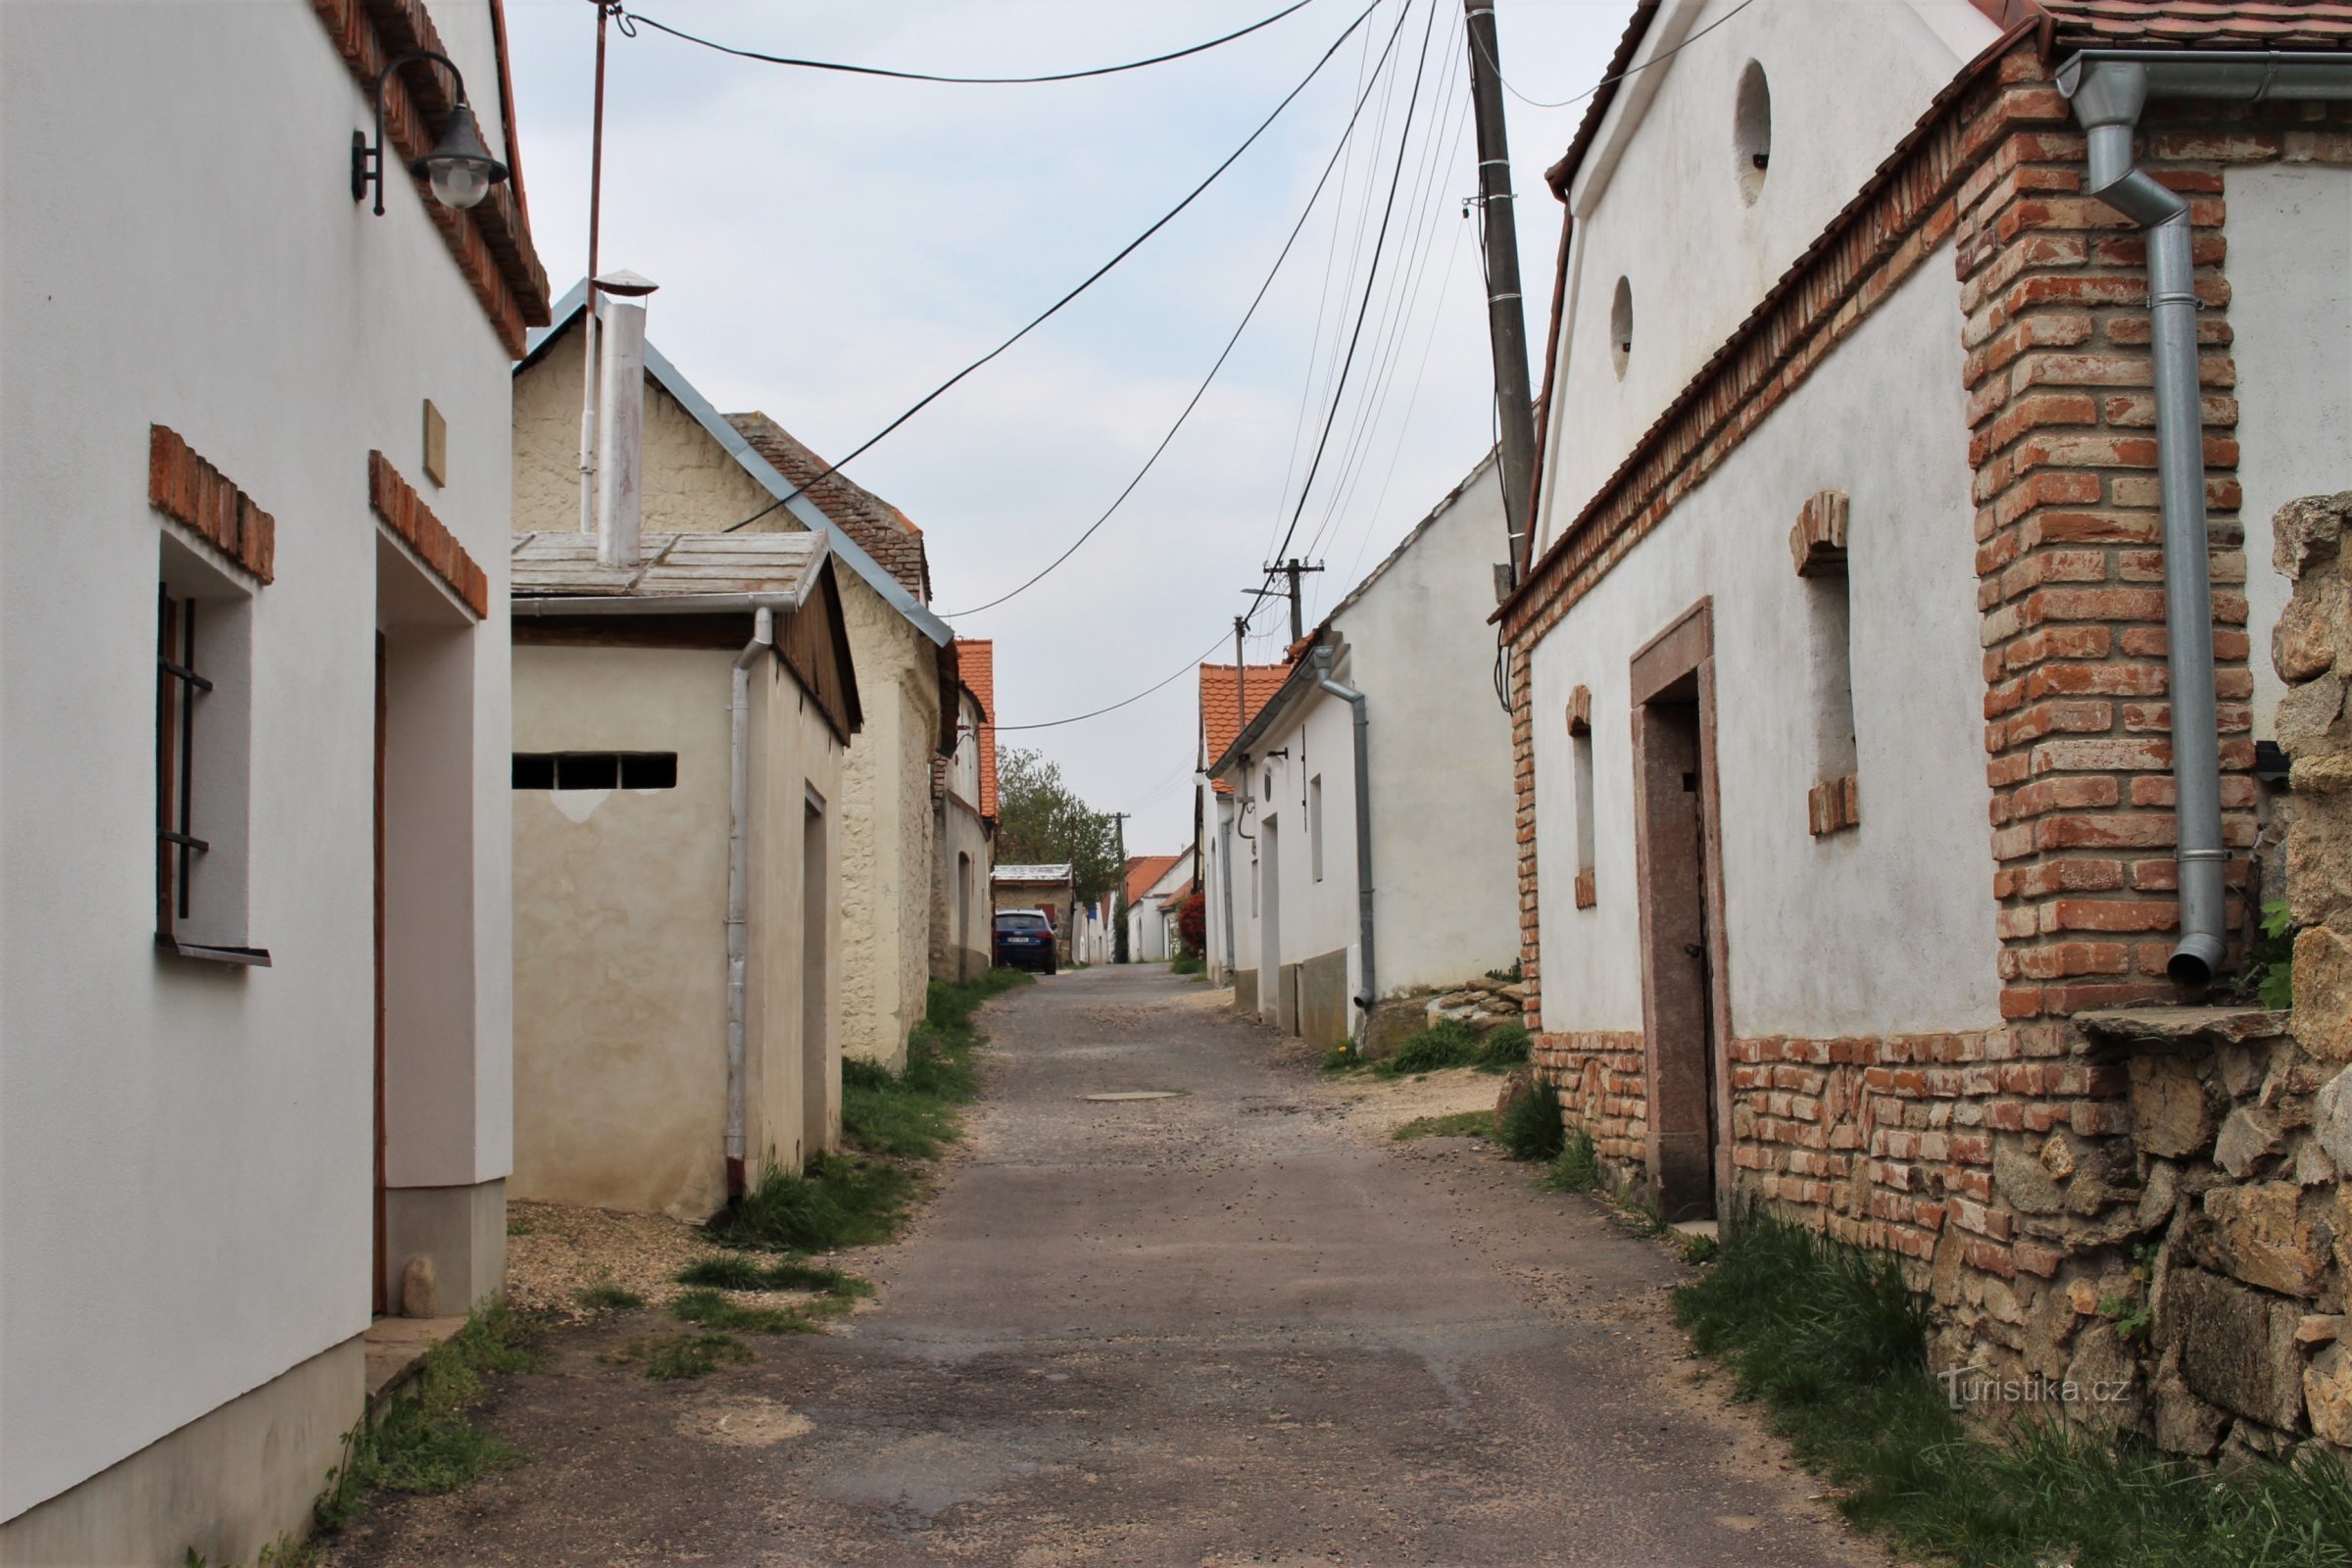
1496 1076 1565 1161
1393 1109 1494 1142
710 1152 916 1252
840 971 1022 1158
313 1301 539 1535
575 1282 643 1311
1676 1209 2352 1567
677 1252 876 1297
1544 1128 1602 1192
1372 1020 1484 1077
1477 1023 1532 1071
1678 1230 1720 1266
669 1288 819 1335
603 1333 755 1381
1170 953 1205 975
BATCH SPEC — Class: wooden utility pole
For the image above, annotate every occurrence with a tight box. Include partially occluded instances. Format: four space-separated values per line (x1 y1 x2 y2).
1274 559 1324 644
1463 0 1539 579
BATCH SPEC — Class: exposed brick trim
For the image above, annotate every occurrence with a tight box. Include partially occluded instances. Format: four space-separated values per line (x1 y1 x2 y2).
309 0 552 356
1565 683 1592 735
1808 774 1862 837
368 451 486 616
1789 489 1850 577
1966 97 2352 1019
1510 647 1541 1030
148 425 275 584
1573 868 1598 910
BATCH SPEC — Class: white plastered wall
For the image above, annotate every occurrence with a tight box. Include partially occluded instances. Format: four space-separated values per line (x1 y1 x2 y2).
1528 250 2000 1038
2228 162 2352 740
1537 0 1997 551
1 0 514 1520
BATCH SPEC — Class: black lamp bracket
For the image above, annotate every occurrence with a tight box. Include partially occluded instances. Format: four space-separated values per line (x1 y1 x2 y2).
351 49 470 217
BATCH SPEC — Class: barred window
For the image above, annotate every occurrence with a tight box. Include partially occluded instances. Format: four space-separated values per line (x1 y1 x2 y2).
155 543 266 964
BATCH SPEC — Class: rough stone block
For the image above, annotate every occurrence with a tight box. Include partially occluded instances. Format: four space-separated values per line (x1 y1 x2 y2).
2131 1053 2214 1158
2215 1105 2284 1178
2166 1265 2303 1428
2204 1182 2328 1298
2295 927 2352 1062
2310 1342 2352 1448
1996 1137 2064 1214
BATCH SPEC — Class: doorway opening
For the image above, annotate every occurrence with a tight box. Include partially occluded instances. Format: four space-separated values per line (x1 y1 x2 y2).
1258 814 1282 1026
1631 601 1730 1223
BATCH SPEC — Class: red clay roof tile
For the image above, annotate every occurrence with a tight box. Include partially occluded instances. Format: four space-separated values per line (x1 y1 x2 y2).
1199 661 1293 795
1122 853 1185 907
957 638 997 821
726 413 932 603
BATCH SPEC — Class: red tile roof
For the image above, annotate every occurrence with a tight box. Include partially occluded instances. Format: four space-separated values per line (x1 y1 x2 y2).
1157 876 1197 912
725 413 932 603
1123 853 1185 907
958 638 997 821
2028 0 2352 46
1199 662 1293 794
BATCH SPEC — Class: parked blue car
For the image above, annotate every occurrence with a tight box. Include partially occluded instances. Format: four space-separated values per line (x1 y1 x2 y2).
994 909 1057 975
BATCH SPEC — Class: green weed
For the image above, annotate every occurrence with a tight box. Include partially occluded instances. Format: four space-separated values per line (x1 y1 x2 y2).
1544 1128 1603 1192
1676 1209 2352 1566
312 1301 538 1536
1496 1077 1565 1161
669 1288 819 1335
1392 1109 1494 1142
575 1282 643 1311
1477 1023 1532 1071
1372 1020 1484 1077
1170 953 1205 975
710 1152 916 1252
603 1333 754 1380
2254 900 2297 1011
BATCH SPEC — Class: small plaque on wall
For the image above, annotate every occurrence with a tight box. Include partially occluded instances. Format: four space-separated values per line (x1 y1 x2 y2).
421 399 448 487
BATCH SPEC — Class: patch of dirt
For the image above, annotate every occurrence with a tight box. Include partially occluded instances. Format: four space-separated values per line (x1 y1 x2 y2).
502 1201 717 1320
1307 1062 1503 1146
677 1397 814 1447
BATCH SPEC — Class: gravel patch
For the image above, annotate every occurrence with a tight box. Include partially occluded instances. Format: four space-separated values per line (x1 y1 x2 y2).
503 1200 719 1321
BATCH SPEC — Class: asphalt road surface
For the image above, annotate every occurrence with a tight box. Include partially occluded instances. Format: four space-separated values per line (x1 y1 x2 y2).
335 965 1886 1567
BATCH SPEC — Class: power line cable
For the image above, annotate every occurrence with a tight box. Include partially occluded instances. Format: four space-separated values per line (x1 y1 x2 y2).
620 0 1325 84
1254 0 1439 604
711 0 1385 535
934 0 1418 618
1470 0 1761 111
995 631 1231 732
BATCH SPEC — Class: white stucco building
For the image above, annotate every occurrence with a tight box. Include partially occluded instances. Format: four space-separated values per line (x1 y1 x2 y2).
0 1 550 1559
1196 658 1291 1004
1122 853 1189 962
1500 0 2352 1250
511 288 959 1073
1205 457 1519 1050
509 532 858 1218
931 639 998 984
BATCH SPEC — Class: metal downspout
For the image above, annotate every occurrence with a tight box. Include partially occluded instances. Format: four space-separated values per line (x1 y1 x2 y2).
725 607 774 1195
1312 647 1377 1017
1216 792 1239 979
2065 63 2224 983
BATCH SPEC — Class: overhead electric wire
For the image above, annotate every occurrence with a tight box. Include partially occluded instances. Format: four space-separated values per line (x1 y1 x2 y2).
620 0 1325 84
1253 0 1440 608
994 631 1232 733
712 0 1385 536
933 0 1419 619
1471 0 1762 111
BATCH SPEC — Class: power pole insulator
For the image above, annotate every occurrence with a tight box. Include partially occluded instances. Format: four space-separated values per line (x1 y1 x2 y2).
1463 0 1539 580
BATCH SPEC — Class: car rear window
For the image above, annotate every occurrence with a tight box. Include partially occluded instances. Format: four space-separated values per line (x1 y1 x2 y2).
997 913 1049 932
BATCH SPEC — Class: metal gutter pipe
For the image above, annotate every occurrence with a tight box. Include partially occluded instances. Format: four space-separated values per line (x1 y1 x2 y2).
1312 646 1377 1016
2060 48 2352 984
1215 791 1239 978
724 606 774 1194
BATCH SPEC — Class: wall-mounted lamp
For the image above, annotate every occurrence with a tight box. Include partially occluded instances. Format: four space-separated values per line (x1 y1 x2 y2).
351 50 510 216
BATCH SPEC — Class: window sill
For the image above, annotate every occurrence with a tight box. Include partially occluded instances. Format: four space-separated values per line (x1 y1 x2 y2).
156 932 272 967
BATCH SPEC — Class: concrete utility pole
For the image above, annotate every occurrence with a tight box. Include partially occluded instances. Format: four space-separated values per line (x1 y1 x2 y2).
1463 0 1539 579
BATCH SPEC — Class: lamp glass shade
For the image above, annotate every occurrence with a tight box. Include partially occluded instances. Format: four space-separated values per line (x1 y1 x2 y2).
409 102 509 211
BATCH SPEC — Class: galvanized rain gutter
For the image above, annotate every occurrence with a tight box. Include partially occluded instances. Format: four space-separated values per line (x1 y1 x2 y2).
1312 646 1378 1015
2058 48 2352 984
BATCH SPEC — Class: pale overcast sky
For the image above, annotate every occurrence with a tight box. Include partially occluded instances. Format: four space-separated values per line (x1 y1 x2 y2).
504 0 1633 854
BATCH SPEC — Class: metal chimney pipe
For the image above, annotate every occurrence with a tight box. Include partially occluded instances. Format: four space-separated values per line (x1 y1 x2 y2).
594 296 647 568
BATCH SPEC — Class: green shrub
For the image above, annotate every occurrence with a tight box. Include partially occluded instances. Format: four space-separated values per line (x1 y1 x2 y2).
1496 1077 1564 1160
1170 953 1204 975
1544 1128 1602 1192
1477 1023 1531 1071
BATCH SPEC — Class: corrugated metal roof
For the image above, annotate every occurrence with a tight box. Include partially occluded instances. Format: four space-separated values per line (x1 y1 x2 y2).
512 530 826 603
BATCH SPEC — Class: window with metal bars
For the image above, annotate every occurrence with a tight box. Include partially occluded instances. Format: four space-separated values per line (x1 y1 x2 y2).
154 568 267 965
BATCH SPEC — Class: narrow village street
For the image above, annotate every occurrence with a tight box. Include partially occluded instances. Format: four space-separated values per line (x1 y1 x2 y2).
337 968 1883 1567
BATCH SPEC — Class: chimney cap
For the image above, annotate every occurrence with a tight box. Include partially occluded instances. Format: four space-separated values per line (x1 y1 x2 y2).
594 269 659 298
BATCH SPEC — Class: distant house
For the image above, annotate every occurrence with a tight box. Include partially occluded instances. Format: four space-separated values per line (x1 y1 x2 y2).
1122 853 1189 961
932 638 998 983
1205 456 1517 1050
1194 659 1292 1006
0 2 550 1560
509 531 858 1218
992 863 1077 961
511 286 959 1073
